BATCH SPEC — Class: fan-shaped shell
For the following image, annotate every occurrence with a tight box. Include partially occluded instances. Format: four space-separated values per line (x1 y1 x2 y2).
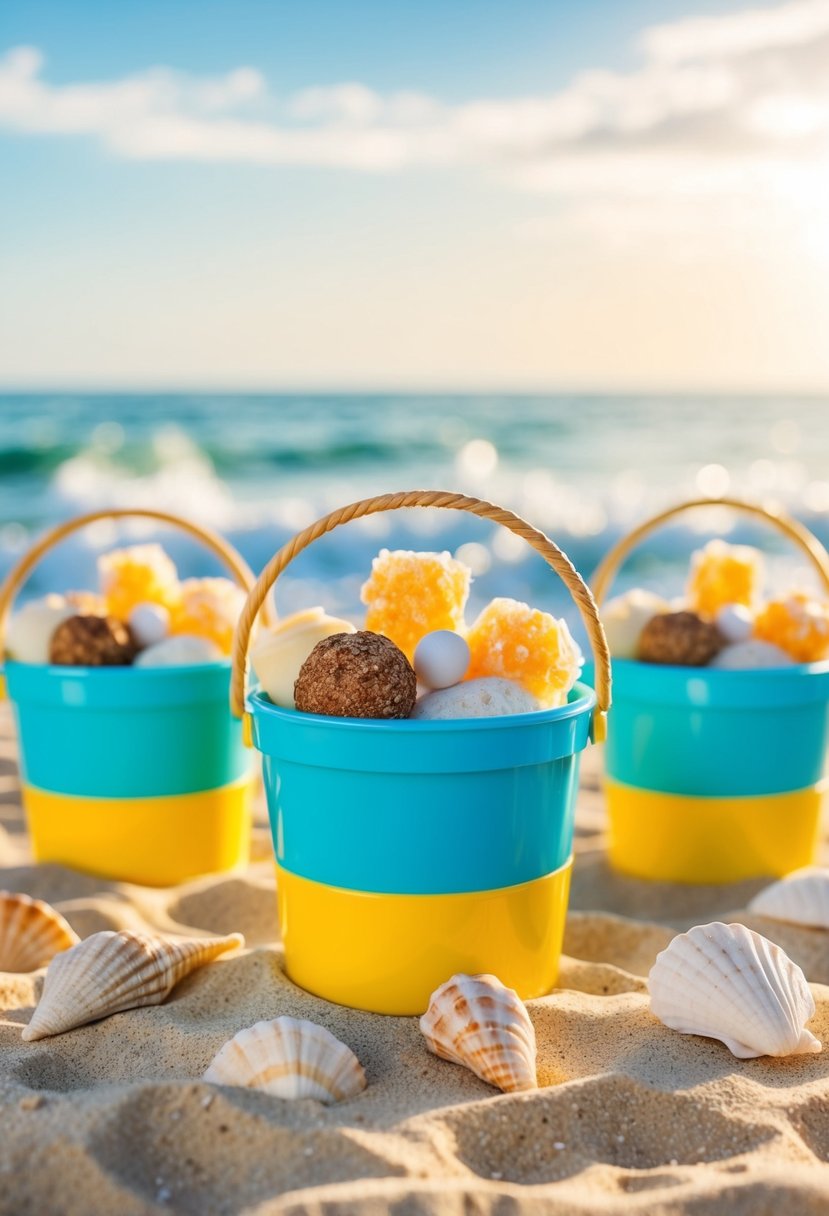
648 921 821 1059
203 1017 366 1103
0 891 79 973
748 868 829 931
22 929 243 1041
419 973 537 1093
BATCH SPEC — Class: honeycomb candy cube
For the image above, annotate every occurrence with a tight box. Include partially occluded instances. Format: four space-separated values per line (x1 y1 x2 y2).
466 596 583 708
99 544 180 620
753 593 829 663
361 550 471 662
686 539 763 620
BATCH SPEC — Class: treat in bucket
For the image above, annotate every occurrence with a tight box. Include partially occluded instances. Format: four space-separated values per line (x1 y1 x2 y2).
232 489 611 1016
0 508 262 886
592 496 829 885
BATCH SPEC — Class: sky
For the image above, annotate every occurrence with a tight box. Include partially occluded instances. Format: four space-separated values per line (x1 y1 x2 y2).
1 0 828 392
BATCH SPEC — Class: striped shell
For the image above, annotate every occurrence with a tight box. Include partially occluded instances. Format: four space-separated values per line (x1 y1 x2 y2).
419 973 537 1093
749 868 829 931
649 921 821 1059
23 929 243 1041
204 1017 366 1103
0 891 79 973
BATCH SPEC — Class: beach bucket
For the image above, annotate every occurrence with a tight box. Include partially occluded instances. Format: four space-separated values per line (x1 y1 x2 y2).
592 496 829 884
231 489 611 1015
0 508 261 886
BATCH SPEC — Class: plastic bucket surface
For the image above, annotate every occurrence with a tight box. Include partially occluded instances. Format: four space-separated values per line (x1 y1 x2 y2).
6 660 254 885
251 681 596 1012
604 658 829 882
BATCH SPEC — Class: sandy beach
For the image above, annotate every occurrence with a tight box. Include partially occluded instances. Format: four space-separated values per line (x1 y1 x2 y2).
1 702 827 1216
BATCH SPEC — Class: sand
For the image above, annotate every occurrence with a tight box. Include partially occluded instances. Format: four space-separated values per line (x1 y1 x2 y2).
0 703 827 1216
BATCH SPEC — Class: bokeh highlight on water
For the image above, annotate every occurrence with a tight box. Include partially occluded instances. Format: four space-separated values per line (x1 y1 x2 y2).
1 394 828 649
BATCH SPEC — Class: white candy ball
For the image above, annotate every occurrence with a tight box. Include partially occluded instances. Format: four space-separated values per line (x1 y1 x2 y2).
413 630 470 690
710 640 794 669
134 635 221 667
128 602 171 649
715 603 753 644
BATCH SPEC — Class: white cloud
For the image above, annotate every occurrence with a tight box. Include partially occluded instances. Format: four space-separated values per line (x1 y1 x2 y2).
1 0 828 184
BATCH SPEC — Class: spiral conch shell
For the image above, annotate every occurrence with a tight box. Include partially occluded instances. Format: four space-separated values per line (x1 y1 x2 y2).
419 973 537 1093
648 922 821 1059
23 930 243 1041
0 892 79 973
748 868 829 931
204 1017 366 1103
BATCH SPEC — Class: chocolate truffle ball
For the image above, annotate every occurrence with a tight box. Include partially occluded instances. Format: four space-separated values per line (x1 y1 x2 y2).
49 614 138 667
637 611 724 667
294 630 417 719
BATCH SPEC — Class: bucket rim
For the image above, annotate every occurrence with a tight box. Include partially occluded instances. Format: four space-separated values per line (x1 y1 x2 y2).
247 678 597 733
609 656 829 679
3 657 234 710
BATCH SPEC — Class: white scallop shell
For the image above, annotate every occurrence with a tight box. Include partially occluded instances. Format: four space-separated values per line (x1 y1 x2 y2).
0 892 79 973
748 868 829 931
648 921 821 1059
419 973 537 1092
203 1017 366 1103
23 930 243 1040
602 589 670 659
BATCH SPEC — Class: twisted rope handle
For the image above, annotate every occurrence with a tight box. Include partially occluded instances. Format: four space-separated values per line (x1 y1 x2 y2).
0 507 267 648
591 495 829 605
230 489 611 740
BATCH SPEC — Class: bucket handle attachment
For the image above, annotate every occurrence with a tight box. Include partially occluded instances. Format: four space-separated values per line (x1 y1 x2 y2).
0 507 270 655
591 495 829 605
230 489 612 742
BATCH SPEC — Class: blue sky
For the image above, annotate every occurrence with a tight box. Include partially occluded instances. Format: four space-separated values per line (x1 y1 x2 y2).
2 0 829 390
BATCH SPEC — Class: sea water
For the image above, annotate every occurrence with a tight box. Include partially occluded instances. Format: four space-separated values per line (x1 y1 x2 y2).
1 393 827 645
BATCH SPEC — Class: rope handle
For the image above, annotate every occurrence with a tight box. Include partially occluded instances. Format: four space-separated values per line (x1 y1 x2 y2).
591 496 829 605
230 489 611 741
0 507 268 648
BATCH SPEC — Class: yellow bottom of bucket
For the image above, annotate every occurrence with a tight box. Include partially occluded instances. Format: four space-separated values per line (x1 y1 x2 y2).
607 778 825 884
276 860 572 1015
24 776 254 887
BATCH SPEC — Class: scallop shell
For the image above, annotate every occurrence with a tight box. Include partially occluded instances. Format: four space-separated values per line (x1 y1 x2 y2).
419 973 537 1092
203 1017 366 1103
648 921 821 1059
0 892 80 973
22 929 243 1041
748 868 829 931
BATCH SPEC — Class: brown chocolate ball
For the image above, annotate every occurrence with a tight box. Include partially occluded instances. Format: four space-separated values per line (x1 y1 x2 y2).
637 611 724 667
49 614 138 667
294 630 417 719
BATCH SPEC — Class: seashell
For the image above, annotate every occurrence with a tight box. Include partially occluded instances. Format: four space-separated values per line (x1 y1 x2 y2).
0 892 79 973
203 1017 366 1103
748 868 829 931
23 929 243 1041
419 973 537 1092
648 921 821 1059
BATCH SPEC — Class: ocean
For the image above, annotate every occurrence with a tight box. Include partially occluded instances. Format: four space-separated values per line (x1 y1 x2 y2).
1 393 828 644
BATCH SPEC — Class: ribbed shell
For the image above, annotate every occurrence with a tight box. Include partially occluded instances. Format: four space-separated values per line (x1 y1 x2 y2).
0 892 79 973
203 1017 366 1103
648 921 821 1059
22 929 243 1041
749 868 829 931
419 973 537 1093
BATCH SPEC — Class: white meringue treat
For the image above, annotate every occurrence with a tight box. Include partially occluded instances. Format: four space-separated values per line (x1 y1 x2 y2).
413 630 470 690
715 603 754 644
128 602 171 649
412 676 541 720
602 589 671 658
6 595 76 664
710 640 794 669
134 635 222 667
251 608 357 708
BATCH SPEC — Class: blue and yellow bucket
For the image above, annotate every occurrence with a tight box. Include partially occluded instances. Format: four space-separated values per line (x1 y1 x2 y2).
231 489 611 1015
592 496 829 884
0 508 260 886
